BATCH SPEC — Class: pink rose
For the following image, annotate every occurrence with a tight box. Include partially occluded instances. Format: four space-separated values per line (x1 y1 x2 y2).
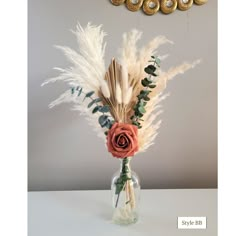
106 122 139 158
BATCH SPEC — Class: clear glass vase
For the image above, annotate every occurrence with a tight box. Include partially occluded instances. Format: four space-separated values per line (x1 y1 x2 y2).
111 157 140 225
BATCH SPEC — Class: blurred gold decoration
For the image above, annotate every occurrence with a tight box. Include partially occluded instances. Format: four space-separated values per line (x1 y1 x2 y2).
177 0 193 11
143 0 160 15
194 0 207 5
110 0 207 15
126 0 144 11
160 0 177 14
111 0 126 6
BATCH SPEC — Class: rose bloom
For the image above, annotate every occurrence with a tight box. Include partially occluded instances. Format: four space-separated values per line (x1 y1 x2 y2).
106 122 139 158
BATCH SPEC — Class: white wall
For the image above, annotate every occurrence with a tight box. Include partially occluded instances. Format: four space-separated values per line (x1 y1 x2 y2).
28 0 217 191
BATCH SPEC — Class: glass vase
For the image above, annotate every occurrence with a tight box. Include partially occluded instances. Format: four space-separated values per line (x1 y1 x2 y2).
111 157 140 225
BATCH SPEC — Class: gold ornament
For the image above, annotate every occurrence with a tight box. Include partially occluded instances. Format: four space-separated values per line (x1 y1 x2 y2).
143 0 160 15
110 0 207 15
111 0 126 6
177 0 193 11
160 0 177 14
126 0 144 12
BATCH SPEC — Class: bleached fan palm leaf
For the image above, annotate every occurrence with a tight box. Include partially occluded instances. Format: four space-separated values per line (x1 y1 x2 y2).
98 58 136 123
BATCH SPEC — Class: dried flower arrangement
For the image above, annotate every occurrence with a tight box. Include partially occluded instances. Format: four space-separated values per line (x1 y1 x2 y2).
42 22 200 224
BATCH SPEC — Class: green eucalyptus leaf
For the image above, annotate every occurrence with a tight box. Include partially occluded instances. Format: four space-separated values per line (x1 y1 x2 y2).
142 78 152 87
144 67 153 75
104 131 108 136
137 94 144 100
141 79 149 87
99 105 110 113
140 90 151 95
98 115 109 128
134 109 144 117
116 177 122 184
78 88 83 96
138 106 146 114
143 96 150 101
94 98 102 103
86 91 94 97
115 176 126 195
147 65 156 72
132 121 140 126
87 99 96 108
115 183 123 194
83 91 95 101
105 120 112 129
139 100 147 107
88 97 102 108
144 65 156 74
155 57 161 66
92 105 102 113
149 84 156 88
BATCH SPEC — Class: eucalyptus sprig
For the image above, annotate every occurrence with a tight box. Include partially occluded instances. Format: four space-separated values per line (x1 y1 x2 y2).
131 56 161 129
115 157 132 207
71 86 114 132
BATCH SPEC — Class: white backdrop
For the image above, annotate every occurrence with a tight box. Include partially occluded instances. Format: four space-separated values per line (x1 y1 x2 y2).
28 0 217 191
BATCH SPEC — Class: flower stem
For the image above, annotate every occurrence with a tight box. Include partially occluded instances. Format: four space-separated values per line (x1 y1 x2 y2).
115 157 131 208
115 192 120 208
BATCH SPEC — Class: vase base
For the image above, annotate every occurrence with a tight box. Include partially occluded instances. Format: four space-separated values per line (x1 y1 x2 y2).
112 208 138 225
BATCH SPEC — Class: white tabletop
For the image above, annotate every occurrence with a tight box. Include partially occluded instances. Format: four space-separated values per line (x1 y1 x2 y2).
28 189 217 236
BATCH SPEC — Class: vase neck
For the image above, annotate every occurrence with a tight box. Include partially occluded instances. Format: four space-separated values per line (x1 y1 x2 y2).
119 157 131 174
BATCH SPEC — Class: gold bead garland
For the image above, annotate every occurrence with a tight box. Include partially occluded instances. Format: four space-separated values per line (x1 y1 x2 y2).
110 0 207 15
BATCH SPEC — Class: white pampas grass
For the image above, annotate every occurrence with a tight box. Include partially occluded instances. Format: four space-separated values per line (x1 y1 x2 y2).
118 29 200 152
48 89 74 109
42 22 107 93
138 60 201 152
42 22 109 139
119 31 173 81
